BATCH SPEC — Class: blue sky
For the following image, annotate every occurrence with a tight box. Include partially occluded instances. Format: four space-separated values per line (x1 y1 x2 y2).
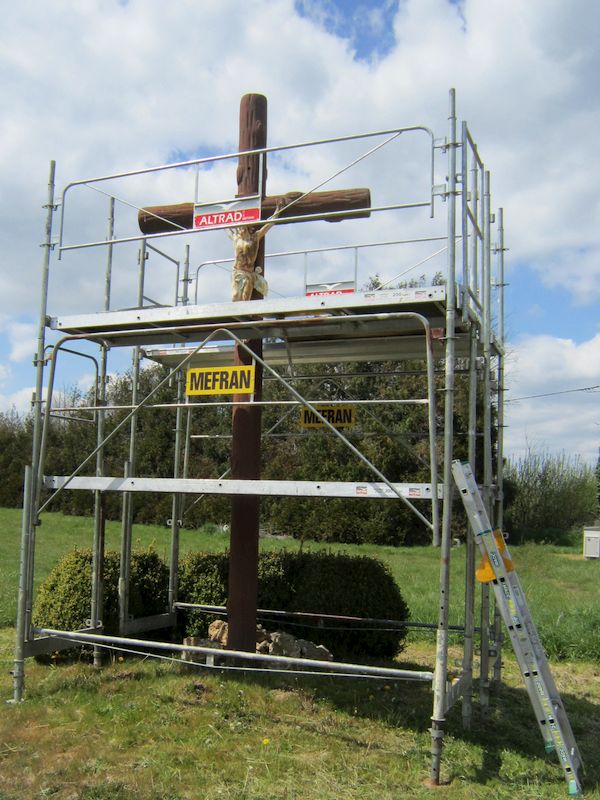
0 0 598 463
295 0 400 60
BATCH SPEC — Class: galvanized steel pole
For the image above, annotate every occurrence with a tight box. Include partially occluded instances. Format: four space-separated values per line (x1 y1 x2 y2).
90 197 114 667
479 170 493 712
462 118 479 731
168 244 191 611
495 209 505 535
12 466 32 702
25 161 56 647
118 240 146 637
168 370 185 612
35 627 435 682
492 207 506 686
430 89 458 785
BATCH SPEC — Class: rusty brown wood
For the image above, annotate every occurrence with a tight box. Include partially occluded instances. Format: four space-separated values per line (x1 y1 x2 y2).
137 188 371 234
227 93 267 653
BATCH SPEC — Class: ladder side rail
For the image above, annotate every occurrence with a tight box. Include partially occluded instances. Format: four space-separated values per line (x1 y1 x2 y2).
497 533 582 747
476 530 558 751
476 524 582 777
456 487 558 751
452 461 583 793
453 463 571 717
505 569 582 767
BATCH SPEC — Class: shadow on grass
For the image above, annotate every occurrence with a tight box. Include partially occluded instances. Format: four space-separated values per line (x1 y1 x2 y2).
225 654 599 793
17 640 599 795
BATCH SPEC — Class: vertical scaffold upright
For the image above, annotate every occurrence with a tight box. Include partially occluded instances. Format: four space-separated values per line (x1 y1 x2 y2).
13 90 513 789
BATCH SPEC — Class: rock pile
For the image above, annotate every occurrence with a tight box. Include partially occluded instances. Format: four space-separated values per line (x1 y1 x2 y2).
181 620 333 666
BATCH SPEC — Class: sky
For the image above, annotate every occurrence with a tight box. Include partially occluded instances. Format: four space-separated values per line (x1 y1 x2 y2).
0 0 598 465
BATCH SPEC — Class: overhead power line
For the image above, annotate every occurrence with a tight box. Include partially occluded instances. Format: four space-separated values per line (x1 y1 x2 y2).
506 384 600 403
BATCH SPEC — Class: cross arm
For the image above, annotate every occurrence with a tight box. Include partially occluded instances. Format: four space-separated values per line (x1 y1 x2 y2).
137 188 371 235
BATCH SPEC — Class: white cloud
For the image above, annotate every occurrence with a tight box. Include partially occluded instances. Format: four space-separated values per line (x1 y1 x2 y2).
1 0 600 462
5 323 37 364
504 333 600 463
0 386 34 416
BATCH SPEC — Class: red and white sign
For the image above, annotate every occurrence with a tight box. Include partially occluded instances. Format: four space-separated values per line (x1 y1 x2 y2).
193 198 261 230
305 281 356 297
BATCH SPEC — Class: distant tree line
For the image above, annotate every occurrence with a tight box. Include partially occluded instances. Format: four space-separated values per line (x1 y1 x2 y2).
4 270 594 545
2 364 595 545
0 352 484 546
503 450 598 544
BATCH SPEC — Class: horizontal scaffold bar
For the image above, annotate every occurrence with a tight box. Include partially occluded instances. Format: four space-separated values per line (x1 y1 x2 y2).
35 627 434 682
44 476 444 500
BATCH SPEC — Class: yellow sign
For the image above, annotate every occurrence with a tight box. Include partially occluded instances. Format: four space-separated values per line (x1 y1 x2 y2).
300 405 355 429
186 365 255 396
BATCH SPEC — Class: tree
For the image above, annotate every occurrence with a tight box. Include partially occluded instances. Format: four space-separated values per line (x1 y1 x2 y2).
0 409 30 507
503 450 597 543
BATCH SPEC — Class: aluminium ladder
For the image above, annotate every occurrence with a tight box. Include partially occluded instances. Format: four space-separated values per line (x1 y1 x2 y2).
452 460 583 796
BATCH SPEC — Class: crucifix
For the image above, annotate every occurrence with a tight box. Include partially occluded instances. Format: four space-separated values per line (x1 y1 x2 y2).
139 94 371 652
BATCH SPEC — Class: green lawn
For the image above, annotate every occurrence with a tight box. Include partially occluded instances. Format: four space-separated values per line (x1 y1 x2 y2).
1 506 599 660
1 507 599 798
0 630 599 799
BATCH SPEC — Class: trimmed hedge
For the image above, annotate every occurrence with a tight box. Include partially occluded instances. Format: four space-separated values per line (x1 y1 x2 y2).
179 550 410 658
32 548 169 635
33 548 410 659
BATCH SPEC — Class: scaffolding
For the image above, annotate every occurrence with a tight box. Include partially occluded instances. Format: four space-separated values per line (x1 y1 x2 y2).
13 90 507 787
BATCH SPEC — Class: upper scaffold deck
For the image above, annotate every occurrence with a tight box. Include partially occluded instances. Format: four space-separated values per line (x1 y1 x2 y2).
49 284 493 362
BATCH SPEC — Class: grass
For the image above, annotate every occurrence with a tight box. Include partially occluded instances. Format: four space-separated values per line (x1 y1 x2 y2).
1 507 599 659
1 506 599 798
0 630 599 799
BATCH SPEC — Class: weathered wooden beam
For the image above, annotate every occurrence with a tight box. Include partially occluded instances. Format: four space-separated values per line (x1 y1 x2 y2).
137 188 371 234
227 93 266 654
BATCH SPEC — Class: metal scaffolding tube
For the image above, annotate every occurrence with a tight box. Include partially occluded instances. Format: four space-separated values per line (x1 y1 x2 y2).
460 119 482 729
174 603 474 633
168 368 185 612
492 208 506 686
24 162 57 653
51 398 431 413
495 208 506 535
479 170 494 714
118 242 146 637
193 235 452 304
90 196 114 667
35 627 434 682
12 466 32 702
59 201 434 253
430 88 458 785
461 121 470 320
167 244 192 610
59 124 435 258
461 326 479 730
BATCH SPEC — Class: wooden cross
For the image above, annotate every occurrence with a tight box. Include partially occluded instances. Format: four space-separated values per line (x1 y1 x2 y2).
139 94 371 652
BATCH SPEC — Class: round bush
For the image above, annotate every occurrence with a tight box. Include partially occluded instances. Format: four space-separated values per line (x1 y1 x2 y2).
178 550 410 658
32 548 169 635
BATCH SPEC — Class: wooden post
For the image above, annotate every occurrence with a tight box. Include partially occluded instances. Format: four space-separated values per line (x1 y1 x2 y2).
227 94 267 652
134 93 372 653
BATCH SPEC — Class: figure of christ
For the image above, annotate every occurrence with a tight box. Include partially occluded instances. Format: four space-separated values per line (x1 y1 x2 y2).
229 203 284 301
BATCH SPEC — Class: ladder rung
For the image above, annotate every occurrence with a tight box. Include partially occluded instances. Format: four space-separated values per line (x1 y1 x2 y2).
452 460 583 795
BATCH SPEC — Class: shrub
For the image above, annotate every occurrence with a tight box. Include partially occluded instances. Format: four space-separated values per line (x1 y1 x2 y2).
504 450 597 543
179 550 410 658
32 548 169 635
33 548 410 661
